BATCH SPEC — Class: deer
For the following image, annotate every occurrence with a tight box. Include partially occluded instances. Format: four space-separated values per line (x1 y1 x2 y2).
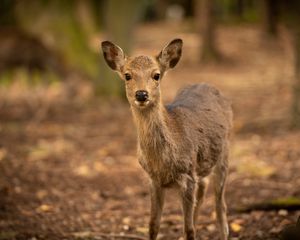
101 39 233 240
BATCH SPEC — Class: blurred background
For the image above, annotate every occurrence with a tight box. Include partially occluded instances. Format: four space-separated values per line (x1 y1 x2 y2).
0 1 300 240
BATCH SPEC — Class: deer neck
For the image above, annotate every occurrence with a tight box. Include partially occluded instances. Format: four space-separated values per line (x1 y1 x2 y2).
131 101 172 155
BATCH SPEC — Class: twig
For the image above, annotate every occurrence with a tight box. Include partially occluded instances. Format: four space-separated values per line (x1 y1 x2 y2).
95 233 147 240
69 232 147 240
234 197 300 213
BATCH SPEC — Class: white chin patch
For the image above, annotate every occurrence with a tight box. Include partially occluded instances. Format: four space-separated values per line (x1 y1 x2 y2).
134 100 150 108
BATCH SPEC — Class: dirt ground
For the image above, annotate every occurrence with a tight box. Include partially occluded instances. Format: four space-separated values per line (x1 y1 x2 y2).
0 22 300 240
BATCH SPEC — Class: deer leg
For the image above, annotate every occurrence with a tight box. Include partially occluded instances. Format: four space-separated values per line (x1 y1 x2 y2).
149 182 165 240
179 175 196 240
213 160 229 240
193 177 209 227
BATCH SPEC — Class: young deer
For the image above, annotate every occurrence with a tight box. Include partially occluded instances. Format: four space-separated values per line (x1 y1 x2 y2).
101 39 232 240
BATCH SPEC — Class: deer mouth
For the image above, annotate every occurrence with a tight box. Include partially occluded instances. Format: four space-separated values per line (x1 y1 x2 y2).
134 100 150 108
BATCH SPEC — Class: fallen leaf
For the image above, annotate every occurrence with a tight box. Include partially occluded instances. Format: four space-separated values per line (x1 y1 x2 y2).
278 209 288 216
94 161 107 172
230 222 242 232
74 165 90 176
36 190 48 199
136 227 148 234
0 148 7 161
122 217 131 224
36 204 52 212
123 225 130 231
72 232 91 238
207 224 216 232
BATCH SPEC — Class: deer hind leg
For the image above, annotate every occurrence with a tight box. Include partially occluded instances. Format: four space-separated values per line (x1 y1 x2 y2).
213 157 229 240
193 177 209 227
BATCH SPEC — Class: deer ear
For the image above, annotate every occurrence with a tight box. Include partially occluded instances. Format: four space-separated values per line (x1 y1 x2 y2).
101 41 125 71
157 39 183 71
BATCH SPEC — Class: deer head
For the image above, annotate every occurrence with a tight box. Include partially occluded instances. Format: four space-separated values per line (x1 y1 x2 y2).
101 39 183 110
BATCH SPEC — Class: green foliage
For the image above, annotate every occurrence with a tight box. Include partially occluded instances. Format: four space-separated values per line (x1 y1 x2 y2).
0 68 61 88
216 0 259 24
0 71 13 87
16 0 99 80
0 231 17 240
0 0 17 26
270 197 300 206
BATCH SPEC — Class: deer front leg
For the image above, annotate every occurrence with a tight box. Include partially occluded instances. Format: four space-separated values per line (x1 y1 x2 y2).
149 182 165 240
178 175 196 240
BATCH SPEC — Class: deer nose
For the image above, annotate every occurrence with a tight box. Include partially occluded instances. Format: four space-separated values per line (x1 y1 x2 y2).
135 90 148 102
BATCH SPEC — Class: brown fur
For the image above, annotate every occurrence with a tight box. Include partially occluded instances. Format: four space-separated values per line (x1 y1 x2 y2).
101 39 233 240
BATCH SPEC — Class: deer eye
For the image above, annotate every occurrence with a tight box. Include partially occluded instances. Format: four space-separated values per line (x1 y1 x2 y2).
153 73 160 81
124 73 132 81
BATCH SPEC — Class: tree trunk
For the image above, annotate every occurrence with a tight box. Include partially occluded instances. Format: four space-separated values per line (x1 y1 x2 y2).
236 0 244 19
282 0 300 128
154 0 168 20
96 0 144 97
291 29 300 128
0 0 17 27
196 0 220 63
261 0 279 37
75 0 97 36
0 0 66 77
0 29 66 77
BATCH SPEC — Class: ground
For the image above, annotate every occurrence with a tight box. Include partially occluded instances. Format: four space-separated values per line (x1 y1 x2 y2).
0 22 300 240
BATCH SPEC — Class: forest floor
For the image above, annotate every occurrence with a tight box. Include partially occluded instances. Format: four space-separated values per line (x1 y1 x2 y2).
0 22 300 240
